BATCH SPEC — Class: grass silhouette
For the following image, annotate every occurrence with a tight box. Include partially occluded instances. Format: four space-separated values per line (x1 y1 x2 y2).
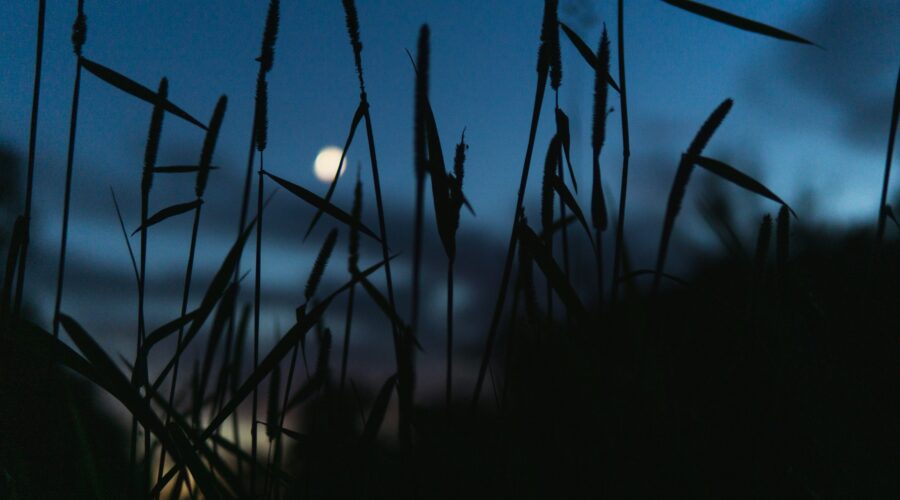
1 1 898 498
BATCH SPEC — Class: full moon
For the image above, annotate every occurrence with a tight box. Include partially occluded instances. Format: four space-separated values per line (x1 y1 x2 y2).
313 146 347 183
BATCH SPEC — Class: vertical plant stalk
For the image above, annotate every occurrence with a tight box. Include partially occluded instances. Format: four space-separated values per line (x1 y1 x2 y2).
53 0 86 337
875 64 900 246
446 132 467 415
405 24 431 451
340 0 404 450
251 76 268 500
12 0 46 324
472 0 556 408
340 171 363 395
590 28 611 308
132 77 167 496
611 0 632 304
155 95 226 494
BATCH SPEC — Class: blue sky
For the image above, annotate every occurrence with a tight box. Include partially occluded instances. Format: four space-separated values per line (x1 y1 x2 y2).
1 1 898 385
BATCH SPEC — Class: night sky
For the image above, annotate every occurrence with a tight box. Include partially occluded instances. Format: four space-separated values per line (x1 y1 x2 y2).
1 1 898 388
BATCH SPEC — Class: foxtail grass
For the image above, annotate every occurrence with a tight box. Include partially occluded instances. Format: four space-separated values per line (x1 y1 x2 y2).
472 0 556 409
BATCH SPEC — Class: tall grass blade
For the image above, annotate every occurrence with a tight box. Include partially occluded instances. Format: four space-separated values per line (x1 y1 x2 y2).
262 170 381 242
304 102 365 239
876 64 900 245
558 22 620 92
550 175 594 246
80 57 206 129
517 220 587 323
130 199 202 235
361 373 398 445
661 0 816 46
693 155 795 216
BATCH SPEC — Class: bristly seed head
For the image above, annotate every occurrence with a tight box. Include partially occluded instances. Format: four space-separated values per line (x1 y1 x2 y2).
538 0 561 88
258 0 280 73
143 78 168 195
592 26 610 156
255 77 268 152
342 0 365 91
687 98 733 160
349 168 363 273
305 229 338 301
196 95 228 198
71 0 87 56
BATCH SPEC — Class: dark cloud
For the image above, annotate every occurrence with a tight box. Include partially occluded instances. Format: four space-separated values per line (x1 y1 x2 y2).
774 0 900 149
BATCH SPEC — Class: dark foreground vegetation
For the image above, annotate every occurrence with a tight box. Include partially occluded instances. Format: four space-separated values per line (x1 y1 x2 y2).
2 0 898 498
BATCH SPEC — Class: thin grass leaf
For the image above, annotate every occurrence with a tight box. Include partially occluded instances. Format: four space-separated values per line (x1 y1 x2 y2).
305 229 338 301
142 308 200 353
263 170 381 242
80 57 206 129
876 64 900 244
358 277 421 351
425 104 458 260
361 373 398 445
541 136 559 239
58 315 173 449
266 363 281 440
693 155 795 217
154 165 220 174
197 95 227 198
151 221 256 390
886 205 900 232
166 422 228 500
558 22 620 92
142 78 167 195
304 101 366 239
550 175 594 246
202 255 395 438
517 221 587 323
1 216 25 323
198 284 238 404
555 109 577 192
661 0 817 46
130 199 202 236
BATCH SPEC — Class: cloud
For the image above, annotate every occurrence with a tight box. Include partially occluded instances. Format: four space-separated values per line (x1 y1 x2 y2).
774 0 900 149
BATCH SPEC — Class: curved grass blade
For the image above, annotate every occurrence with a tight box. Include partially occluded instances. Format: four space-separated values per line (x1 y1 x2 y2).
201 255 395 439
166 422 229 500
358 277 421 351
876 64 900 244
661 0 816 46
361 373 398 445
80 57 207 129
549 175 594 246
262 170 381 242
555 109 577 192
517 221 587 323
304 101 366 239
653 98 732 293
142 308 200 354
558 22 620 92
58 315 173 450
151 221 256 390
693 155 796 217
130 199 202 236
